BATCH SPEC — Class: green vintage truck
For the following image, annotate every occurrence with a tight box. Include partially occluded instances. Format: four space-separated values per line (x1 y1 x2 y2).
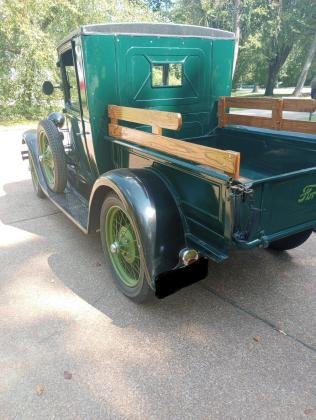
22 23 316 302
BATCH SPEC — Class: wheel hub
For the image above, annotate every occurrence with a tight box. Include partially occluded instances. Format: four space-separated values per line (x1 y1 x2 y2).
118 226 137 264
110 242 120 254
39 132 55 186
105 206 142 288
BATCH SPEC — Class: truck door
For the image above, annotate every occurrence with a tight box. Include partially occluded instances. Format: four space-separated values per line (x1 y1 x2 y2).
59 42 93 198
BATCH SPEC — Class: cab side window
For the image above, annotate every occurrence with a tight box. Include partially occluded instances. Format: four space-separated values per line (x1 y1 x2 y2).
60 48 80 110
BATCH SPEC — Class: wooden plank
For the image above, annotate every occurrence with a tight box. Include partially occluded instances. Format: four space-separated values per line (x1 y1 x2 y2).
218 96 316 134
226 114 274 129
109 123 240 178
272 99 283 130
218 97 227 128
281 119 316 135
152 126 162 135
225 97 278 110
283 98 316 113
108 105 182 131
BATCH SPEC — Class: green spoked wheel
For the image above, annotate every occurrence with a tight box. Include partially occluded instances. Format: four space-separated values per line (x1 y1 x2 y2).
38 130 55 187
37 119 67 193
100 193 152 302
29 153 46 198
106 206 142 287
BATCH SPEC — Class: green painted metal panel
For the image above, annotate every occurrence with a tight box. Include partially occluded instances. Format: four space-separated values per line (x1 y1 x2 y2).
115 35 234 138
81 34 118 174
80 33 234 157
261 171 316 235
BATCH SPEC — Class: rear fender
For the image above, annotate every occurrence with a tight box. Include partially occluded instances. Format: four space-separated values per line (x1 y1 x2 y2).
89 168 186 286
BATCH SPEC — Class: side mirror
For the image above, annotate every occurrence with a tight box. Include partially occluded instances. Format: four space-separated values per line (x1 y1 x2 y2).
42 81 55 95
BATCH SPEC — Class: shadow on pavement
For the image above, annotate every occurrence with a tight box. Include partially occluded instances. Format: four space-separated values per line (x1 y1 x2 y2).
1 178 315 348
1 177 315 417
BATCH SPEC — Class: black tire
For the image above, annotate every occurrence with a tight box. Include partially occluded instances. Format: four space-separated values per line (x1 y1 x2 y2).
268 229 312 251
100 193 153 303
37 119 67 193
29 153 46 199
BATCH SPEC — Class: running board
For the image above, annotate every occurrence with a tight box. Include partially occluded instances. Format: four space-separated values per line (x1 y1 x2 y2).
22 130 89 233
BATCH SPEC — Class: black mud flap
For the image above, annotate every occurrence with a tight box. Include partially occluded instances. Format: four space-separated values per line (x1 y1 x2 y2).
154 257 209 299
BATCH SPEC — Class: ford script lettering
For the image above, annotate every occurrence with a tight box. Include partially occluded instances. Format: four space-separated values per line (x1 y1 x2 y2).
298 184 316 203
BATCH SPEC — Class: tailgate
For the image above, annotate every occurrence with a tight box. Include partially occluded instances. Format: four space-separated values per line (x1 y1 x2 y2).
260 168 316 236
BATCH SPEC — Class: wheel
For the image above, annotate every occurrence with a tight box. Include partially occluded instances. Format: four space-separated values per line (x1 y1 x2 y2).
37 119 67 193
268 229 312 251
29 153 46 198
100 193 153 303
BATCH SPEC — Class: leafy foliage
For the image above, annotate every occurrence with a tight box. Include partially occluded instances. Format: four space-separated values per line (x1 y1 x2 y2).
0 0 162 120
1 0 316 121
168 0 316 94
144 0 173 12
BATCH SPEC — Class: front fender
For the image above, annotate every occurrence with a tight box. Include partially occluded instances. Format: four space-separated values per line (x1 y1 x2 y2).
22 129 49 192
89 168 186 284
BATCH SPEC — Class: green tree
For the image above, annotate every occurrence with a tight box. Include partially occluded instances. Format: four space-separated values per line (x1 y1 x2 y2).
293 31 316 96
169 0 316 95
144 0 173 11
262 0 316 96
0 0 161 120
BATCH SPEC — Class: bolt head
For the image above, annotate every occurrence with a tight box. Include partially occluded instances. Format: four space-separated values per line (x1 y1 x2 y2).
110 242 119 254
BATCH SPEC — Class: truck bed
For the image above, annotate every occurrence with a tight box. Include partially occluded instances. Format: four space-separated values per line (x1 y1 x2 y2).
188 125 315 244
195 126 316 182
108 104 315 254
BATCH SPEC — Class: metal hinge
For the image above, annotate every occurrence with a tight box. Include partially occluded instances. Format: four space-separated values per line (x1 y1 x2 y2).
230 184 253 202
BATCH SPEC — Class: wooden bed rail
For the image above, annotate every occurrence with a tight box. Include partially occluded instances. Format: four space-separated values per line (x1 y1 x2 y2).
108 105 240 178
218 97 316 135
108 105 182 135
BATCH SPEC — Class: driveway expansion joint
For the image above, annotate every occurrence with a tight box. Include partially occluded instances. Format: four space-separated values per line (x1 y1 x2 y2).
6 210 61 225
201 284 316 353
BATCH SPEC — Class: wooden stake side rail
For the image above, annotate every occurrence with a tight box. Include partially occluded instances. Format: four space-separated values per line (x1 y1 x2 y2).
108 105 182 135
108 105 241 179
218 97 316 135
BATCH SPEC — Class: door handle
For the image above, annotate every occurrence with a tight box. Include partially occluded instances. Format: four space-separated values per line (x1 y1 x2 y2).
76 131 90 136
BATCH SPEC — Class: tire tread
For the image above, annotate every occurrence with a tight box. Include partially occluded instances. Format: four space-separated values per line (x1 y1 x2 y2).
37 119 67 193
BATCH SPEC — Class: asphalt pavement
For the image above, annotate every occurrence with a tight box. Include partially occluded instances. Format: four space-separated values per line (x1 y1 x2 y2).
0 125 315 419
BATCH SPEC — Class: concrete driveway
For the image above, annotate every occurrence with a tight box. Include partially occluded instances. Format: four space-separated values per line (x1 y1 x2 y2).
0 125 315 419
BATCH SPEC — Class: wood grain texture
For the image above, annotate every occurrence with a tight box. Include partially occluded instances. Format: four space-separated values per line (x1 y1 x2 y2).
224 97 278 110
281 120 316 134
226 114 274 129
218 97 316 134
272 99 283 130
108 123 240 178
283 98 316 112
108 105 182 131
218 96 227 128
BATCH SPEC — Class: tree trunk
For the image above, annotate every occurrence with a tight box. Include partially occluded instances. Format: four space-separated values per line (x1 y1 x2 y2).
252 83 259 93
265 64 278 96
293 32 316 96
264 45 292 96
232 0 241 77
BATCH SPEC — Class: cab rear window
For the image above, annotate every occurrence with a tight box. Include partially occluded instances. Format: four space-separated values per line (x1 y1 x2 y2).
152 63 183 87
